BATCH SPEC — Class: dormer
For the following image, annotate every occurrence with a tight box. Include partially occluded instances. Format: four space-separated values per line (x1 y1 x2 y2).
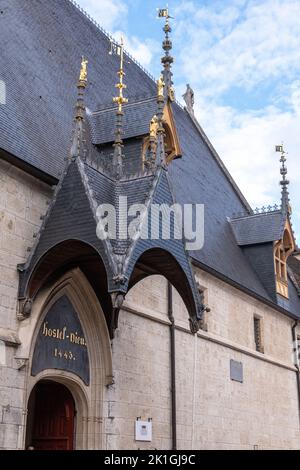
89 97 182 174
230 145 297 305
142 101 182 168
274 221 295 298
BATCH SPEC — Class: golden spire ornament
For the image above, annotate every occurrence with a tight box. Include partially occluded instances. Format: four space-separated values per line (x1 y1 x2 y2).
113 36 129 112
110 36 129 179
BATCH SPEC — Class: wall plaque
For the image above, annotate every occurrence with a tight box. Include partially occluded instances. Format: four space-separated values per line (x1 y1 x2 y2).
135 420 152 442
230 359 243 383
32 295 90 385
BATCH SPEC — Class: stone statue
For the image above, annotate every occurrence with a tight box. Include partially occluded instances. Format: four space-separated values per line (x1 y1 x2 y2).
183 83 194 114
157 75 165 98
79 57 88 82
150 115 159 138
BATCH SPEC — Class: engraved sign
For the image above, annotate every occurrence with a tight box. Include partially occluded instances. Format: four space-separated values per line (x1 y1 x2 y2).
32 295 90 385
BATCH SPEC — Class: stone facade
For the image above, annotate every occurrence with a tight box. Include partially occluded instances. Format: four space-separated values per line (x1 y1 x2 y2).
0 159 300 450
112 274 300 450
0 159 51 449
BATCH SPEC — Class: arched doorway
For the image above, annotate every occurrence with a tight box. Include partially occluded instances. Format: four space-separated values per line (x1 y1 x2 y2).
27 381 75 450
19 268 113 450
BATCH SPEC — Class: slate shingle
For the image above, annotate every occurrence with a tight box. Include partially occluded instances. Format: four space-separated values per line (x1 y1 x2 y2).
90 98 157 144
230 211 285 246
1 0 300 317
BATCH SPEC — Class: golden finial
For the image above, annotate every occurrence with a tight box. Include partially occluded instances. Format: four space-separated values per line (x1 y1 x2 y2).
157 75 165 98
79 56 88 84
150 115 159 138
113 36 129 112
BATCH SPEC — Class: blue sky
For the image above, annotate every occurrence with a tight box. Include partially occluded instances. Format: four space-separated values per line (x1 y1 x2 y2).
76 0 300 242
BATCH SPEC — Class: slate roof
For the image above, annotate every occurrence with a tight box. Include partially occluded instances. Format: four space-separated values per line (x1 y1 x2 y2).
18 157 205 334
90 97 158 144
288 255 300 291
230 211 285 246
84 163 156 254
277 277 300 316
0 0 156 177
168 105 270 299
1 0 300 318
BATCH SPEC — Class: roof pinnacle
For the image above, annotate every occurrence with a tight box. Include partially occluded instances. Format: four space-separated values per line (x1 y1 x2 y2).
69 57 88 161
111 36 128 179
275 144 291 215
158 7 175 102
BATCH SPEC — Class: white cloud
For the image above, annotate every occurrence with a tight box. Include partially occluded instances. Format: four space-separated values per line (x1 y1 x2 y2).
175 0 300 97
175 0 300 240
74 0 128 32
75 0 156 70
190 84 300 240
112 31 159 68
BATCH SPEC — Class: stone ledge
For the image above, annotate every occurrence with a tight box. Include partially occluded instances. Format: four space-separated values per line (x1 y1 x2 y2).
122 302 296 373
0 328 20 347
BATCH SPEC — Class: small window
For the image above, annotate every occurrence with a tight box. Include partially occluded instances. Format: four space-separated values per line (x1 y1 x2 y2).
254 316 263 353
274 244 288 283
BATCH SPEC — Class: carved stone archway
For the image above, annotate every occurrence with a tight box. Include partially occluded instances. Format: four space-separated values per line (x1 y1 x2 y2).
18 268 113 450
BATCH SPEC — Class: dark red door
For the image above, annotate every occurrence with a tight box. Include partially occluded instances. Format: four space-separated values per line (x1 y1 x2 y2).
31 382 75 450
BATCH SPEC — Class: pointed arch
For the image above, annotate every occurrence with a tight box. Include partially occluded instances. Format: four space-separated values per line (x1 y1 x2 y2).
18 239 113 327
19 268 113 449
125 247 203 333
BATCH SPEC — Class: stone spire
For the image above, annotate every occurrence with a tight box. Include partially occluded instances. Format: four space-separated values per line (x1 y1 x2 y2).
276 144 291 214
69 57 88 161
158 8 175 102
112 36 128 179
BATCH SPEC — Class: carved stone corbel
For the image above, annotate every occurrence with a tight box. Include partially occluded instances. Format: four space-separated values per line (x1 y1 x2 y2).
17 298 33 321
189 316 200 334
14 357 29 370
109 292 125 339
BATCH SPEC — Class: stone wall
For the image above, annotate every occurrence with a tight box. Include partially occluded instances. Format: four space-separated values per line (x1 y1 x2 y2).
0 159 51 449
115 271 300 450
0 158 300 450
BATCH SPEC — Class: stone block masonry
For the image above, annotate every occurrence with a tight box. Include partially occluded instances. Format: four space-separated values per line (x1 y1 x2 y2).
0 159 51 449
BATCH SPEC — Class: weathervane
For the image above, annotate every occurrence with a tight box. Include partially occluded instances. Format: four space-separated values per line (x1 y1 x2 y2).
157 6 173 24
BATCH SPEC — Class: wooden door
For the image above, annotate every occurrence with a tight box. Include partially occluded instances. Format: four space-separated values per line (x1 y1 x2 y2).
31 382 75 450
